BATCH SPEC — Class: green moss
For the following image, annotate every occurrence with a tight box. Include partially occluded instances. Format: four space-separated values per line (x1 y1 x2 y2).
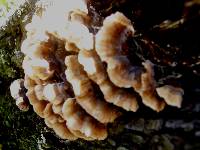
0 1 36 80
0 93 45 149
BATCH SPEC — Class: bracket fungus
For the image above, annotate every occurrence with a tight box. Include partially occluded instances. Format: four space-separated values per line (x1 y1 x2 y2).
10 0 184 140
10 79 29 111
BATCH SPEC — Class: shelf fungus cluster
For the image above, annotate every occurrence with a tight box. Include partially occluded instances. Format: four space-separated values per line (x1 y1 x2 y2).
10 0 184 140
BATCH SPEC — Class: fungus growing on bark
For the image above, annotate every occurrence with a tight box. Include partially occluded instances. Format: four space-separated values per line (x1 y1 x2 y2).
156 85 184 108
65 55 121 123
78 50 139 112
10 79 29 111
10 0 184 141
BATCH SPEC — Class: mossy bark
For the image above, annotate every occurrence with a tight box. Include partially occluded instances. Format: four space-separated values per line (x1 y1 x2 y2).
0 0 200 149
